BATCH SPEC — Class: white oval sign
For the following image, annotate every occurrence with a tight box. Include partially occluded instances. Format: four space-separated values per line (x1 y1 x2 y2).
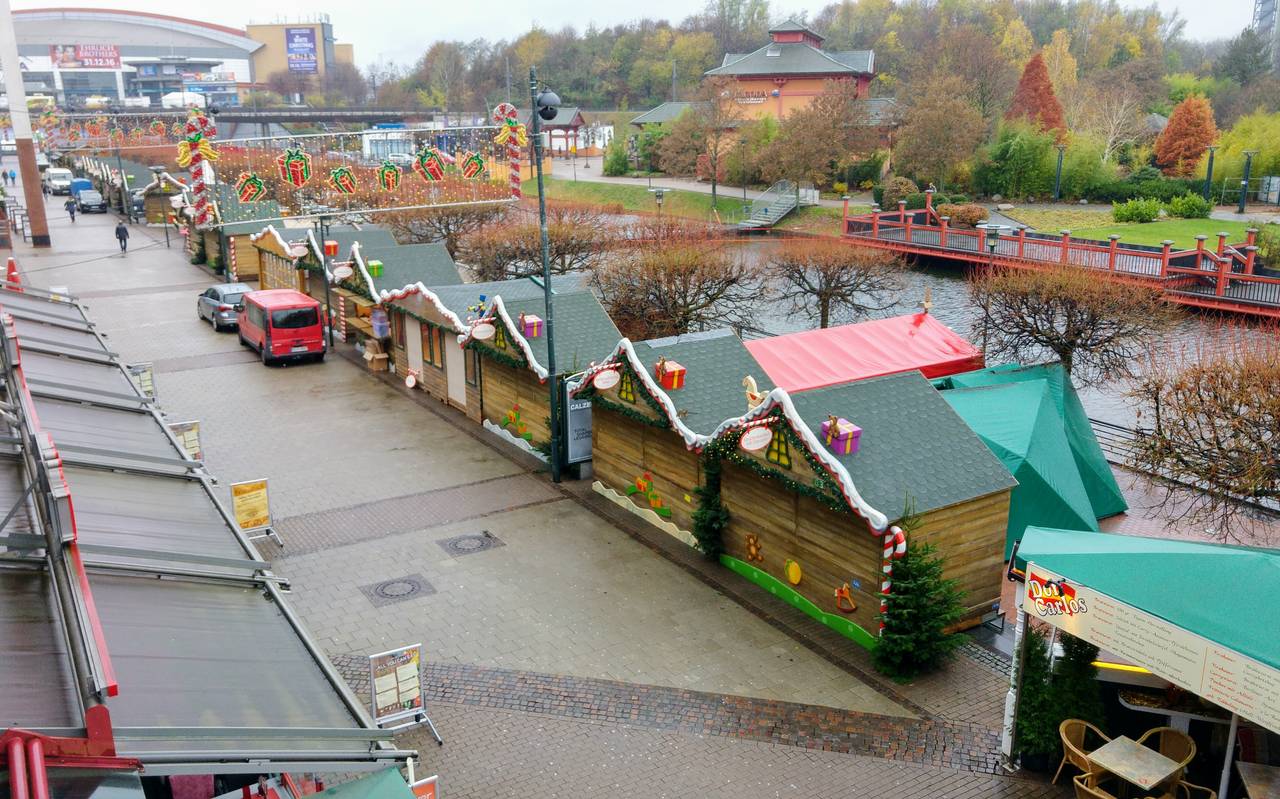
405 373 417 388
332 264 354 281
288 244 310 258
592 369 620 390
471 322 496 341
739 426 773 453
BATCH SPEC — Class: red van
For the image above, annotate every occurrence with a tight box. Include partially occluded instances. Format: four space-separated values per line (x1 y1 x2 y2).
236 290 326 365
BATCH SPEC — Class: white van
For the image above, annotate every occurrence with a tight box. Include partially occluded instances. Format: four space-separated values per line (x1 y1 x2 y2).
43 168 73 195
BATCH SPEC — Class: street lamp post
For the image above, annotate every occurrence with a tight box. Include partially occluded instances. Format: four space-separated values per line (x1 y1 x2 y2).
1203 146 1217 202
1052 144 1066 202
314 214 335 350
1238 150 1258 215
530 66 563 483
649 187 666 219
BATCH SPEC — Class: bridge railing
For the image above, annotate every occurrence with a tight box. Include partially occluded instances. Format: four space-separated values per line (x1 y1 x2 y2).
845 201 1278 307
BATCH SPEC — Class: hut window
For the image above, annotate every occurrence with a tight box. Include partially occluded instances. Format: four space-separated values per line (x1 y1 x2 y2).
393 313 406 349
465 348 479 386
618 372 637 403
494 323 507 349
766 429 792 468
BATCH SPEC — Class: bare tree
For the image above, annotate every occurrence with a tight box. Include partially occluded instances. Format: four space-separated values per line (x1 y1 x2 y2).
377 202 505 258
894 73 986 187
1130 329 1280 543
1078 81 1147 162
768 241 904 328
265 70 313 100
690 77 748 210
969 265 1179 387
460 205 615 280
593 243 764 340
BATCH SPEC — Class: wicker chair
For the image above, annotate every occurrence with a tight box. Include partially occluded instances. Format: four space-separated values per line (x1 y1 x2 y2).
1073 772 1120 799
1136 727 1196 784
1168 780 1217 799
1055 719 1113 785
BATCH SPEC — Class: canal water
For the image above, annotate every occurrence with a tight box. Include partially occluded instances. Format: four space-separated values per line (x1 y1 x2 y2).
731 238 1252 429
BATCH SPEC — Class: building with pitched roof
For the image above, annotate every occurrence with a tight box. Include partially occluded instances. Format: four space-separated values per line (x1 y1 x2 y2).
570 329 773 539
705 19 875 121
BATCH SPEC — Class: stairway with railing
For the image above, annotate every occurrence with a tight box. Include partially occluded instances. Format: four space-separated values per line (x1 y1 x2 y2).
738 180 798 229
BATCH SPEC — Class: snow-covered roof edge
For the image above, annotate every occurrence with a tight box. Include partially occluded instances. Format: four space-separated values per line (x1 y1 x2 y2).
380 283 468 332
706 386 891 532
456 294 548 381
567 338 703 449
347 241 380 300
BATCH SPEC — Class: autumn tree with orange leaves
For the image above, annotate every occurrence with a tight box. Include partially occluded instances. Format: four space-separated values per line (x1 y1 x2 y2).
1154 96 1219 177
1004 53 1066 134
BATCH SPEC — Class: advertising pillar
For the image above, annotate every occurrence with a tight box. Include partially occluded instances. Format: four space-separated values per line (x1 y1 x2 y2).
0 0 51 246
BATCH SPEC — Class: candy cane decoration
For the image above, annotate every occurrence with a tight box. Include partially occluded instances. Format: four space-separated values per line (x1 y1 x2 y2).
878 525 907 632
175 109 218 227
492 103 527 199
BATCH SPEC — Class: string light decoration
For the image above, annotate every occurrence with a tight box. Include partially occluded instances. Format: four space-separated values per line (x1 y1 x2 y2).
276 147 313 188
376 159 402 192
327 165 358 195
234 172 268 203
174 108 218 226
491 103 526 198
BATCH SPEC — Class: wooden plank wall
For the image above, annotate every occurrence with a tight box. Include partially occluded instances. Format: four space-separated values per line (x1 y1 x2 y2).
720 461 884 635
592 407 701 531
912 490 1011 624
481 358 552 446
229 236 261 279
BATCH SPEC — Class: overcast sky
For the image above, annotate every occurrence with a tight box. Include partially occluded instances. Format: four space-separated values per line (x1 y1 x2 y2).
13 0 1258 68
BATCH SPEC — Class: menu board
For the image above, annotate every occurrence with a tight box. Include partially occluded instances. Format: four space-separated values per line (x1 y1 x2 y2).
1026 564 1280 735
369 644 424 725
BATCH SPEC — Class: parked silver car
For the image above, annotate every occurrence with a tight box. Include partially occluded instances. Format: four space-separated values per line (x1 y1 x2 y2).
196 283 253 331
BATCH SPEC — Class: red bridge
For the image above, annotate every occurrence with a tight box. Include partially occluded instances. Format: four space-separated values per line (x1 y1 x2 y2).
842 194 1280 320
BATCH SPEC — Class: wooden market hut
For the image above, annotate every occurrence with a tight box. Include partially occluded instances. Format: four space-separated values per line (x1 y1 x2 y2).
339 240 462 347
703 373 1015 646
569 329 773 539
744 311 983 392
381 275 593 423
457 288 620 456
133 170 187 224
201 183 281 280
252 222 395 296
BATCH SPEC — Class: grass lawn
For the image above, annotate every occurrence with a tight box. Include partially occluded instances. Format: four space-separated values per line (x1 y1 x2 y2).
541 178 747 220
774 205 871 234
1003 208 1254 250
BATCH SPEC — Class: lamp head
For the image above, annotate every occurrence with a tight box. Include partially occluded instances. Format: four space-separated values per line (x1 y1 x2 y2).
536 89 560 121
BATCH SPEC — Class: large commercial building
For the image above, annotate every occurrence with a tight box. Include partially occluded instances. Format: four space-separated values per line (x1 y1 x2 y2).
7 8 355 108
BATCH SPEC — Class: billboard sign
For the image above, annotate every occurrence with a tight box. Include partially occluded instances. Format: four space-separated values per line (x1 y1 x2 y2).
50 44 121 69
285 27 318 74
368 643 424 725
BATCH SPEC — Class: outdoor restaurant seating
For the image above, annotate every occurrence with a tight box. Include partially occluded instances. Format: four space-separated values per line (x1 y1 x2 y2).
1072 772 1218 799
1136 727 1196 784
1056 719 1114 785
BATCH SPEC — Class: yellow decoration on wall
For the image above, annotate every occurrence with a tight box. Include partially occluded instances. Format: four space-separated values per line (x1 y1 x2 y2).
784 559 802 585
745 534 764 564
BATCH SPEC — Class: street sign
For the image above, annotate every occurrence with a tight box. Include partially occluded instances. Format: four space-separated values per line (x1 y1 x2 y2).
565 391 593 465
167 419 202 461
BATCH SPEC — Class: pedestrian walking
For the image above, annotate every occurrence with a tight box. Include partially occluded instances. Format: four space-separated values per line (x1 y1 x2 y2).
115 221 129 253
8 169 16 187
64 197 76 222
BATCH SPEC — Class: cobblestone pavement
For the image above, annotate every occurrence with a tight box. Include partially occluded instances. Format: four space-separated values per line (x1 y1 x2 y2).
12 195 1067 797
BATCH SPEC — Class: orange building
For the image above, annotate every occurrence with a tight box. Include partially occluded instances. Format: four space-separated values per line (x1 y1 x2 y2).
704 19 874 121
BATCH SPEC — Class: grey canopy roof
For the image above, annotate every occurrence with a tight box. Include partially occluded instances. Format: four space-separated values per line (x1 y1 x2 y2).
709 44 874 77
0 286 411 775
630 102 698 126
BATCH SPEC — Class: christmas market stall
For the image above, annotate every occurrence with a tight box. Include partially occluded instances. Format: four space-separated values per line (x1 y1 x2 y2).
569 329 773 543
133 169 188 224
195 182 282 280
252 222 395 297
935 363 1127 558
1007 527 1280 799
338 240 462 350
744 311 984 392
457 288 620 459
381 275 592 423
703 373 1015 646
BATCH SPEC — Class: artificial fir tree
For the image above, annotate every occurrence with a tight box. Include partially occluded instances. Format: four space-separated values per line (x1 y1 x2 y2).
873 503 965 680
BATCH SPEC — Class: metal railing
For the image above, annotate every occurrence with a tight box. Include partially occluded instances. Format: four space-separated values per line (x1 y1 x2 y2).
741 179 797 227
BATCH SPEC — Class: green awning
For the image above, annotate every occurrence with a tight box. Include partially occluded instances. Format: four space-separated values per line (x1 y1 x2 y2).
313 768 416 798
1017 527 1280 674
943 379 1099 558
945 362 1127 518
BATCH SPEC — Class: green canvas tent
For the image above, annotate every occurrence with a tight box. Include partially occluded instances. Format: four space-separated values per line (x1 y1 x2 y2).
312 768 417 798
943 380 1099 558
942 362 1127 518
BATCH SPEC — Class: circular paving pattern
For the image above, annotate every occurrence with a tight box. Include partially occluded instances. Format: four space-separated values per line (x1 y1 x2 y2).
373 578 422 599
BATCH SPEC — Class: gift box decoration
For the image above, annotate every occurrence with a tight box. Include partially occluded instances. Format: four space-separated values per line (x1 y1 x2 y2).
367 259 384 278
821 415 861 455
518 312 543 338
654 356 687 390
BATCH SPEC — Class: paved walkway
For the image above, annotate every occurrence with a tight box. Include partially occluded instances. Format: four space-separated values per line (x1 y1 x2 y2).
6 181 1063 797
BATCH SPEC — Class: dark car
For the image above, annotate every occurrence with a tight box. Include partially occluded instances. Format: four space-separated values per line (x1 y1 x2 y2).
76 189 108 213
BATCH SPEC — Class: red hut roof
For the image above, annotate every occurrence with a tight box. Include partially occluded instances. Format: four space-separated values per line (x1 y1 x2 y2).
744 313 983 392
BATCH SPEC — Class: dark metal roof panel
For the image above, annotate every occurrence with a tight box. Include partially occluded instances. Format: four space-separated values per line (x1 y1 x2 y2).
90 574 365 736
31 399 183 464
0 292 89 326
63 466 249 564
0 569 80 729
21 350 139 399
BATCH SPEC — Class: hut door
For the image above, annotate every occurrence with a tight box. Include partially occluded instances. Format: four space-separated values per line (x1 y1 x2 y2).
445 339 466 406
404 316 423 372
